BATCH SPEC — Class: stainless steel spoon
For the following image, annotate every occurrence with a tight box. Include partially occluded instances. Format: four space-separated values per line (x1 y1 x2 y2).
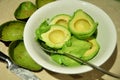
40 44 120 79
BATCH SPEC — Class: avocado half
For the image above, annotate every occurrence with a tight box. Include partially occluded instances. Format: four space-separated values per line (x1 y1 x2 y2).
69 9 98 39
41 25 71 49
81 37 100 61
50 14 71 29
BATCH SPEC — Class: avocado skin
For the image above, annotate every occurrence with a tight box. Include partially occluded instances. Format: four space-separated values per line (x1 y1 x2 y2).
36 0 55 8
9 40 42 71
0 21 25 41
14 1 37 21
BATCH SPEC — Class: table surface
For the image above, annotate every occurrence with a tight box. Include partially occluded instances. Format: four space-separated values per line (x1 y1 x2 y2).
0 0 120 80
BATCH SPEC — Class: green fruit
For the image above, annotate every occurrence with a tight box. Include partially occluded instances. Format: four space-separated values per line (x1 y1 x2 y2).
41 25 71 49
50 14 71 29
81 37 100 61
0 21 25 41
14 1 37 21
69 9 98 39
36 0 56 8
9 40 42 71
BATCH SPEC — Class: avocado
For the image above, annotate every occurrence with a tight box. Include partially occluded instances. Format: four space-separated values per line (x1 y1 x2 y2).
50 14 71 29
51 54 81 66
14 1 37 21
58 36 92 58
69 9 98 39
81 37 100 61
0 21 25 41
51 36 91 66
41 25 71 49
9 40 42 71
36 0 55 8
35 20 50 40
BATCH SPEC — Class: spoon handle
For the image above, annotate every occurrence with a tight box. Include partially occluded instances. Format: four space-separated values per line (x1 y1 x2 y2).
64 53 120 79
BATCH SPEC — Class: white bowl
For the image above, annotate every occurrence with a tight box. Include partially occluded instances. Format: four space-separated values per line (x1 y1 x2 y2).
24 0 117 74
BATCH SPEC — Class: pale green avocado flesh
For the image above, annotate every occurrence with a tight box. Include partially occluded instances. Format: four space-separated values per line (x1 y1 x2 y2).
69 9 98 39
41 25 71 49
51 37 99 67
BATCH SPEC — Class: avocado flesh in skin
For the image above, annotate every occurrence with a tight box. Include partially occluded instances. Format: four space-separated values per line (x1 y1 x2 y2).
51 36 92 66
0 21 25 41
41 25 71 49
9 40 42 71
69 9 98 39
50 14 71 29
14 1 37 20
81 37 100 61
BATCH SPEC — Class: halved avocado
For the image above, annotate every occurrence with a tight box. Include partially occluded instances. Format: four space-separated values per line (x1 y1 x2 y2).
81 37 100 61
36 0 55 8
9 40 42 71
14 1 37 21
41 25 71 49
69 9 98 39
50 14 71 29
0 21 25 41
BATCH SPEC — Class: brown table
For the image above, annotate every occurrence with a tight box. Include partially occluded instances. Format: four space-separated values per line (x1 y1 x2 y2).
0 0 120 80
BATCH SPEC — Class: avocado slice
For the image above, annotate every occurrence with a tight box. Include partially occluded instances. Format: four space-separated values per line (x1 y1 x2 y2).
0 21 25 41
50 14 71 29
14 1 37 21
81 37 100 61
36 0 55 8
69 9 98 39
41 25 71 49
9 40 42 71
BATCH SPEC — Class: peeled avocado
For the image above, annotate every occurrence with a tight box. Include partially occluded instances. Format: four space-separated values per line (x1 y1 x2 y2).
35 9 100 67
51 36 92 66
41 25 71 49
69 9 98 39
81 37 100 61
50 14 71 29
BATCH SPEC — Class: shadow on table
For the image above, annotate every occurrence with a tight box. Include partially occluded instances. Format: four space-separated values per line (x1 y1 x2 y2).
46 46 118 80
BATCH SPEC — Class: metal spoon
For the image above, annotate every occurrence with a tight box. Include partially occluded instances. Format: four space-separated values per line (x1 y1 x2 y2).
39 44 120 79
